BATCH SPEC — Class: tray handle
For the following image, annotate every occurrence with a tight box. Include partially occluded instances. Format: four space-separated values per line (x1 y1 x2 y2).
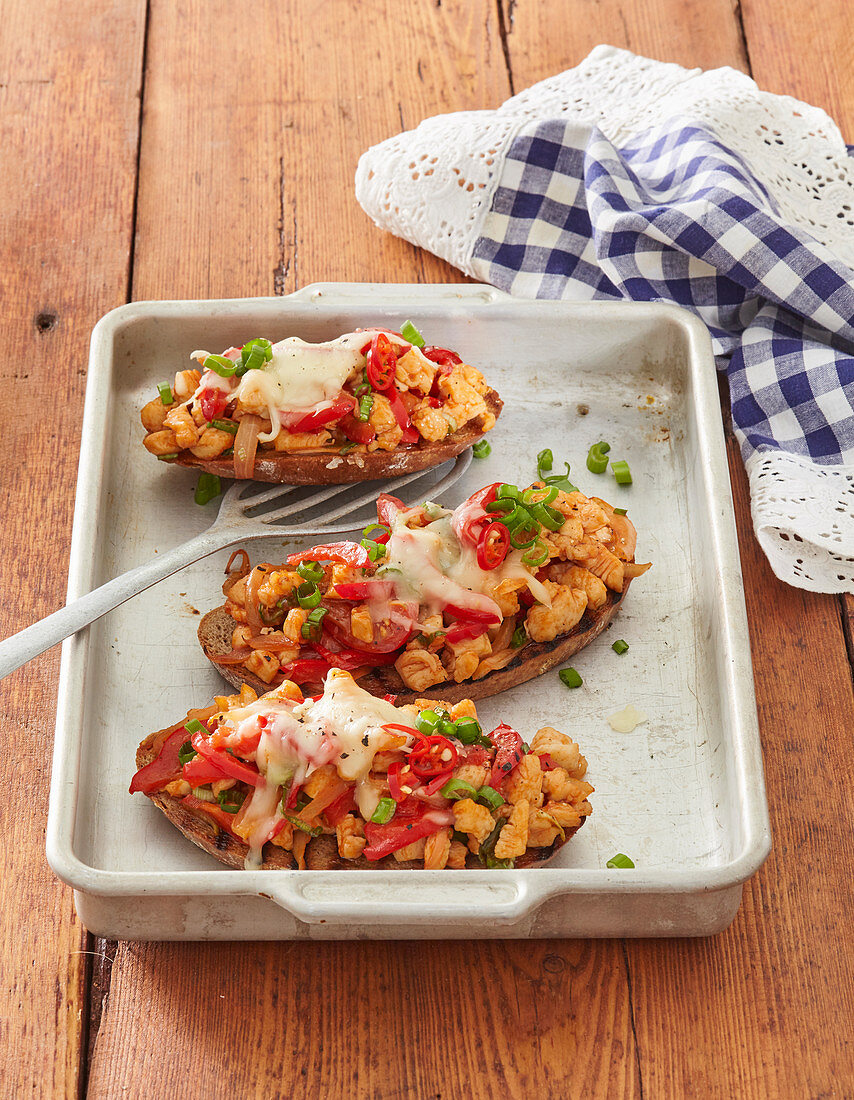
261 875 542 925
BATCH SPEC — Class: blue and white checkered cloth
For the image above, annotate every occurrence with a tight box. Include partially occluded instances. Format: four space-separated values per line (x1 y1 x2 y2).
473 118 854 467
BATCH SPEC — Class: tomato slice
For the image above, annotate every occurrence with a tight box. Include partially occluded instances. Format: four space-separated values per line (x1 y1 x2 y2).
323 786 357 826
128 728 187 794
386 388 420 444
422 346 462 368
366 332 397 391
444 621 491 644
191 732 263 787
286 541 371 569
331 580 396 600
488 723 525 789
338 415 376 445
376 493 407 527
287 393 355 433
182 754 232 787
320 601 415 655
279 658 332 684
199 387 228 423
182 794 240 836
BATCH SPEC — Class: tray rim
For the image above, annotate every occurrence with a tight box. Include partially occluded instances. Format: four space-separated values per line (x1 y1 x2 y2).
46 283 772 926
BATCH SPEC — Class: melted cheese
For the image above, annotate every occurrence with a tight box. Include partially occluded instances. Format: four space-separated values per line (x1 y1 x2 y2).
216 671 418 867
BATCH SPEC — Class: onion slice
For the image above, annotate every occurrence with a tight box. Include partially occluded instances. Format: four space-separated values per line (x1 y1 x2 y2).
209 646 253 666
234 414 263 478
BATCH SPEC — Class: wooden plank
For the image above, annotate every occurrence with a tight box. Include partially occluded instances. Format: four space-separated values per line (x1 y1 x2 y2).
0 1 145 1096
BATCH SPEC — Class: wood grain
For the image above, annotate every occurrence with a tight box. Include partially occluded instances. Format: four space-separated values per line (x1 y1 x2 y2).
0 1 145 1096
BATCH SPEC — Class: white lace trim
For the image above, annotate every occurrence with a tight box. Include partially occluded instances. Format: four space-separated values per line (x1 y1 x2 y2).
747 451 854 592
355 45 854 593
355 44 854 276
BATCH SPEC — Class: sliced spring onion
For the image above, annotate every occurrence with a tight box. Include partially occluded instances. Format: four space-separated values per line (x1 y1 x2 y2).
211 418 239 434
586 440 611 474
296 581 321 610
485 498 515 515
360 538 386 561
400 320 425 348
283 813 323 837
185 718 206 735
178 741 197 765
437 717 457 739
606 853 635 869
217 789 246 814
371 797 396 824
241 337 273 362
297 560 323 583
301 607 327 639
521 540 549 568
190 786 217 803
221 447 234 458
439 777 478 801
542 461 578 493
156 453 179 462
479 818 504 859
353 374 371 398
476 785 505 810
521 485 558 506
613 507 628 516
611 459 632 485
194 472 222 506
157 381 173 405
508 523 539 549
559 667 583 689
484 854 514 869
511 624 527 648
452 717 483 745
530 501 564 532
416 709 441 735
357 394 374 421
536 448 553 475
203 353 240 377
472 439 491 459
612 639 629 655
362 523 390 541
497 483 520 500
339 441 358 455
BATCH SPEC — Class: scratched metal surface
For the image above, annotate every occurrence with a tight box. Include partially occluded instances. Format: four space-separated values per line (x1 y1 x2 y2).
47 285 769 938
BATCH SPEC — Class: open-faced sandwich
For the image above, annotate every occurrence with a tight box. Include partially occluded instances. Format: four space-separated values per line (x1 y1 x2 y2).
130 668 593 870
141 322 501 483
199 479 650 703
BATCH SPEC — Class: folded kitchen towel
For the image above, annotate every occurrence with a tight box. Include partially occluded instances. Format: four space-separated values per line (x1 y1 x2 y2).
356 45 854 593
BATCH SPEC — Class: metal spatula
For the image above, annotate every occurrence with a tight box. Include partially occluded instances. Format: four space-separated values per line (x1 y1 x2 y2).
0 453 471 679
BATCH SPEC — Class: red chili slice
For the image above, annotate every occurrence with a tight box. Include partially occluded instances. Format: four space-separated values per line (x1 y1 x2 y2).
488 723 525 789
422 346 462 367
387 760 419 802
476 521 510 570
452 483 501 548
421 770 455 797
386 388 420 444
288 393 356 432
366 332 398 391
199 387 228 422
408 734 459 778
286 541 371 569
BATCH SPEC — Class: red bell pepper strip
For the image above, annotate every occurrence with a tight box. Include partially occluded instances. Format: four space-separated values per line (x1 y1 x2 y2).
376 493 407 526
129 728 187 794
386 388 420 444
422 346 462 368
488 723 525 789
181 754 232 787
181 793 240 836
286 541 371 569
444 621 491 644
338 414 376 445
191 732 263 787
288 393 356 432
408 734 459 778
444 603 501 625
323 786 357 826
476 521 510 570
199 387 228 423
421 769 455 797
363 805 452 860
366 332 397 391
331 580 397 601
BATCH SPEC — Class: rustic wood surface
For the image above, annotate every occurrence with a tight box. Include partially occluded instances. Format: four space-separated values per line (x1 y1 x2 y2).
2 1 852 1097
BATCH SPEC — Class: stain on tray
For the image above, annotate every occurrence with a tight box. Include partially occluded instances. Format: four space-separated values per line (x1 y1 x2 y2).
183 602 200 616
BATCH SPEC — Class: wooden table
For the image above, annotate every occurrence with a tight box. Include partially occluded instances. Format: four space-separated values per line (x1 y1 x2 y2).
3 1 853 1096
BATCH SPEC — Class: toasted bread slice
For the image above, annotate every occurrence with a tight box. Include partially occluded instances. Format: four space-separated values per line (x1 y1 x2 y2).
136 723 583 871
171 390 502 485
197 580 630 705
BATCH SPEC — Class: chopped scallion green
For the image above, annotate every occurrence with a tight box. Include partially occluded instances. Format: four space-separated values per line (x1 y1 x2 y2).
611 459 632 485
211 418 239 434
536 448 553 476
203 353 240 378
217 788 246 814
297 560 323 584
612 639 629 655
511 624 527 648
439 777 478 801
184 718 206 735
360 538 386 562
476 785 505 810
178 741 197 765
296 581 321 609
521 540 549 568
586 440 611 474
613 507 628 516
357 394 374 421
559 667 583 689
301 607 327 640
606 853 635 869
371 797 396 824
194 472 222 506
416 709 441 735
472 439 491 459
156 453 179 462
452 717 484 745
157 382 173 405
283 813 323 837
400 320 425 348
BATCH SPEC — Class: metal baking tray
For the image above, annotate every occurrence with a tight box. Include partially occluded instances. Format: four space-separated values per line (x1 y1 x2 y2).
46 284 770 939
